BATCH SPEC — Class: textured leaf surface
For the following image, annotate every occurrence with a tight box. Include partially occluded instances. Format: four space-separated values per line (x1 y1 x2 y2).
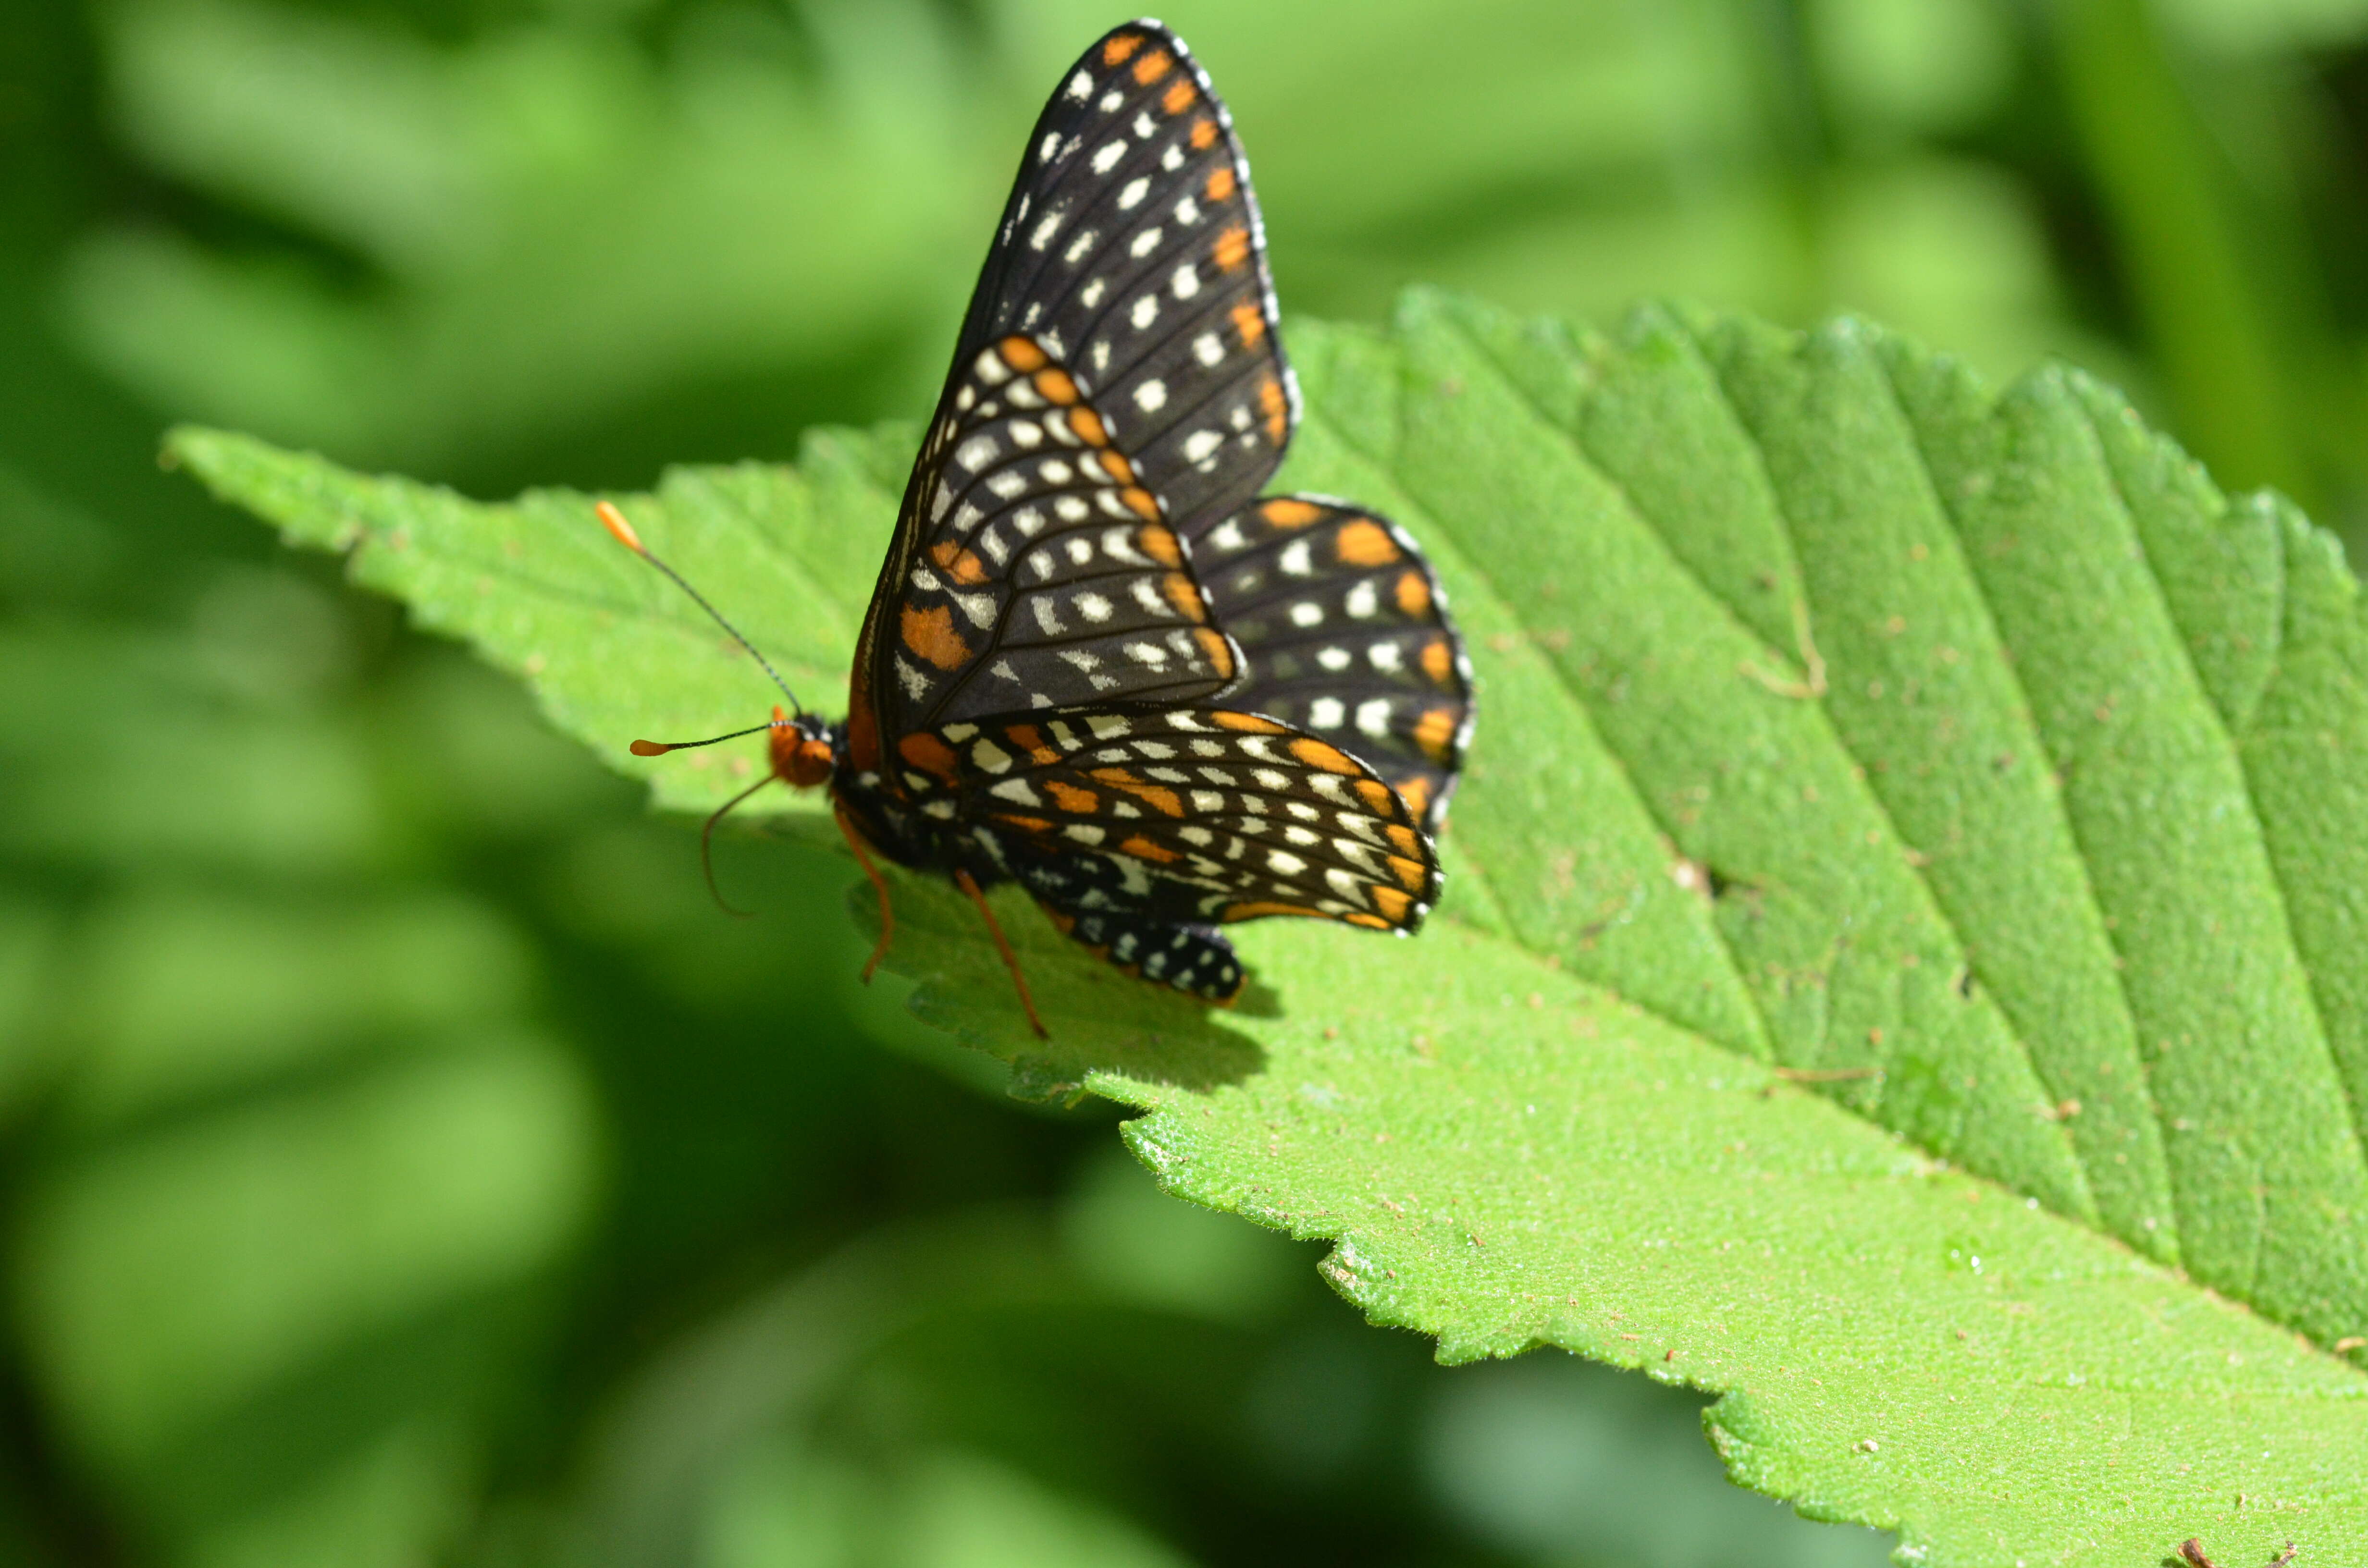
171 288 2368 1564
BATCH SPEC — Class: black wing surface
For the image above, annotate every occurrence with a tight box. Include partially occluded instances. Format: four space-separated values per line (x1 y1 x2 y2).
1195 495 1476 830
857 21 1299 746
879 704 1441 1000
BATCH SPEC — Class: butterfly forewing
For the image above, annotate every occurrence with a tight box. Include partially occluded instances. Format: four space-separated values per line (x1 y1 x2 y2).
955 22 1295 535
1196 495 1476 829
877 332 1244 733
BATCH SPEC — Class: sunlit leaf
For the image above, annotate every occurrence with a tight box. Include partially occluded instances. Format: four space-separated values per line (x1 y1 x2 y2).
172 288 2368 1564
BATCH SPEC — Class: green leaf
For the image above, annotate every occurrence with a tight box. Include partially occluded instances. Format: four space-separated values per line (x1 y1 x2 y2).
169 286 2368 1564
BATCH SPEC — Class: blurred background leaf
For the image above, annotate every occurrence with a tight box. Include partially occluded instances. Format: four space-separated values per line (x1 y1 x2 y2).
9 0 2368 1563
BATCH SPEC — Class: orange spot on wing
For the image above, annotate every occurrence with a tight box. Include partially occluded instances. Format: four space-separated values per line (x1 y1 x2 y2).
1099 451 1135 483
1033 368 1078 404
1334 519 1401 567
1413 707 1458 761
1369 887 1412 922
1161 572 1206 620
1346 910 1394 930
1386 855 1429 893
1193 627 1235 675
1288 737 1362 775
900 604 971 671
1119 834 1181 862
1258 376 1287 443
929 540 989 584
1395 569 1432 617
898 731 960 780
1132 48 1172 84
999 335 1047 371
1190 116 1218 149
1045 780 1100 813
1213 225 1250 272
1211 710 1286 734
1004 724 1060 765
1260 497 1321 527
1231 301 1267 347
1122 487 1161 521
1395 776 1432 821
1205 165 1237 203
1090 768 1184 816
1137 525 1181 566
1222 900 1324 922
1354 779 1396 814
996 814 1053 834
1420 636 1454 684
1162 78 1195 114
1103 34 1144 65
1070 406 1108 445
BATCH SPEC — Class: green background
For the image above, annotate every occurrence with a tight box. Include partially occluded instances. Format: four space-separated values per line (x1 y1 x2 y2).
8 0 2368 1563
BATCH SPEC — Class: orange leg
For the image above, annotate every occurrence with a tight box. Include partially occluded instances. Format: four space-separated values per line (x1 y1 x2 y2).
955 869 1049 1040
835 804 895 982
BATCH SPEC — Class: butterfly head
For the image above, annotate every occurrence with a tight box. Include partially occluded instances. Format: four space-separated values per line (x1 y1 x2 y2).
768 705 837 789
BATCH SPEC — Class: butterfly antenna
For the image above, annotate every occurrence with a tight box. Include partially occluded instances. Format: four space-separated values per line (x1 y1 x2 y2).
627 721 779 759
596 500 805 715
698 772 778 918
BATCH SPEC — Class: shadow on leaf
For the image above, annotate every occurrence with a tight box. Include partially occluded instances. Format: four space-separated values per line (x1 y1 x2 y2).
845 870 1267 1099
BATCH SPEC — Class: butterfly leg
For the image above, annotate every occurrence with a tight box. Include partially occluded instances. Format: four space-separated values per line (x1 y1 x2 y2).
953 869 1048 1039
834 803 896 982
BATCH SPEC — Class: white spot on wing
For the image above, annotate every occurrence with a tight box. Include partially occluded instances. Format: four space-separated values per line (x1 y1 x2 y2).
1309 697 1344 729
1118 176 1150 209
1135 379 1167 413
1356 698 1391 738
1076 591 1113 622
1130 227 1164 258
1092 141 1127 174
1131 295 1159 330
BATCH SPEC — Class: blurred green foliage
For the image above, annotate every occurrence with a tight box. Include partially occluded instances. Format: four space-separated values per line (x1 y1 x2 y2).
6 0 2368 1563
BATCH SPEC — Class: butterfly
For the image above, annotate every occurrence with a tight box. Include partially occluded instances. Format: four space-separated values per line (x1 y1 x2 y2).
599 19 1474 1036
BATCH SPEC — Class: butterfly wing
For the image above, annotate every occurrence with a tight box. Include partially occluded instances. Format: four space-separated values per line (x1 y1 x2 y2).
1195 495 1476 830
850 21 1297 764
887 704 1441 997
953 21 1296 529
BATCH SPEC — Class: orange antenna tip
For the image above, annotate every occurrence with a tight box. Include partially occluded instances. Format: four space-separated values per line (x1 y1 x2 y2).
595 500 645 553
629 739 671 757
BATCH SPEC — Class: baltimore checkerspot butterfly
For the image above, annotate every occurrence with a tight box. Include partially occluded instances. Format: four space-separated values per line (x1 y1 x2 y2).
598 19 1475 1036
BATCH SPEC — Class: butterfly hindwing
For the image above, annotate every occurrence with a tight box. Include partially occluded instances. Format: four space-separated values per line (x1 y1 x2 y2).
1194 494 1475 830
888 705 1439 986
